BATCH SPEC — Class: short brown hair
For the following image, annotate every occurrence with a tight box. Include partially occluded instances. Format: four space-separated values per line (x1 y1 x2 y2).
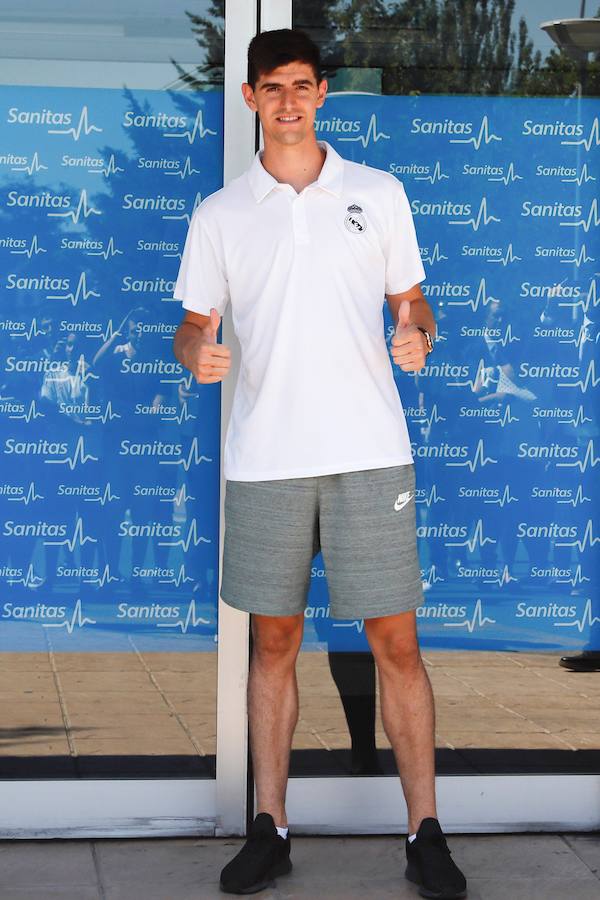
247 28 322 89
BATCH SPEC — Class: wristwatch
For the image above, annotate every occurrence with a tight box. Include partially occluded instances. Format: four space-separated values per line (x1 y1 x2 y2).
416 326 434 355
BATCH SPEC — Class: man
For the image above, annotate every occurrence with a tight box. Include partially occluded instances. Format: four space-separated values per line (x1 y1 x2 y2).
172 27 467 900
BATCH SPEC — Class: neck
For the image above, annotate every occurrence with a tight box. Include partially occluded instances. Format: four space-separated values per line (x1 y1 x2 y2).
260 134 326 194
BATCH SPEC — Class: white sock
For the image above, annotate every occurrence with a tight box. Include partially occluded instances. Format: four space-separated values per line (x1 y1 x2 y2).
276 825 289 839
408 833 417 843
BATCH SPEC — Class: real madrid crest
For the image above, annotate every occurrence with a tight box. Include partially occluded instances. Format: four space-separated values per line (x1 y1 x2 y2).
345 203 366 233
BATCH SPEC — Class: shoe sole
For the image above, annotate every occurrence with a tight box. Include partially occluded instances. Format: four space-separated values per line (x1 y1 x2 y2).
405 862 467 899
220 857 293 894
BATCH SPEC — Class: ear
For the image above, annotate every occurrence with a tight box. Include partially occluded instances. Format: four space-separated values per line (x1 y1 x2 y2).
316 78 328 108
241 82 257 113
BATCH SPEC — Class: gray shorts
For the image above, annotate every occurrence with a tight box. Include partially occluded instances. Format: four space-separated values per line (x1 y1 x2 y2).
220 463 425 620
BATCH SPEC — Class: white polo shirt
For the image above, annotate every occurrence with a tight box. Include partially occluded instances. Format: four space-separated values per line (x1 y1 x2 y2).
174 140 425 482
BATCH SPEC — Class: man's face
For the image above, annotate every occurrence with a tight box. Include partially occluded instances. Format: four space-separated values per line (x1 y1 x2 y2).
242 61 327 147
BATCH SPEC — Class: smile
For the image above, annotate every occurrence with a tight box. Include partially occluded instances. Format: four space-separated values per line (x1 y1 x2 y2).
276 116 301 122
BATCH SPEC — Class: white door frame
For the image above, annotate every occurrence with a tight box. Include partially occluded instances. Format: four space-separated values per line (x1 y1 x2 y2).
0 0 257 840
257 0 600 835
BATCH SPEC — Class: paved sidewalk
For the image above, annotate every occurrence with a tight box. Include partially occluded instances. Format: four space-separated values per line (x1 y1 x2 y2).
1 832 599 899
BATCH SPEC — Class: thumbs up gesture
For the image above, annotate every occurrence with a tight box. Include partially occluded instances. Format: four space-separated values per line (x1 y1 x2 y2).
390 299 427 373
193 307 231 384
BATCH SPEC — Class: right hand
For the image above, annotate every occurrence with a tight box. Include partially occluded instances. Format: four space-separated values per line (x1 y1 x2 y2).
189 308 231 384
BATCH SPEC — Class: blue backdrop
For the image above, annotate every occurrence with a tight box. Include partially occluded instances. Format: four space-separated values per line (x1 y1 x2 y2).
1 88 598 652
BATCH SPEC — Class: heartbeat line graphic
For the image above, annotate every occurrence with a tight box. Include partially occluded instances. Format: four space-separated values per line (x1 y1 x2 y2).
484 484 518 506
84 564 119 587
48 106 102 140
157 597 210 632
44 516 97 550
162 192 203 225
164 109 217 144
338 113 390 147
160 437 212 471
164 156 201 179
444 598 496 631
486 404 519 426
489 162 522 184
558 485 591 506
416 484 446 506
559 277 598 315
561 323 591 350
422 564 445 587
415 161 449 183
48 189 101 223
164 249 182 260
159 564 194 586
167 484 196 505
85 401 121 423
89 154 123 177
484 564 517 587
88 236 123 259
421 243 448 264
11 235 47 257
47 272 100 306
414 404 446 427
89 319 119 343
74 354 99 385
12 151 48 175
9 399 45 422
448 357 491 389
561 198 600 232
161 370 195 390
487 243 522 266
445 518 496 551
488 324 520 346
447 277 500 311
450 197 500 230
45 435 98 469
561 405 592 427
557 564 590 587
84 482 120 505
9 482 44 504
562 163 596 186
163 401 196 424
554 599 600 633
558 359 600 392
6 563 44 588
332 619 365 633
556 519 599 552
561 117 600 150
561 244 594 267
447 438 497 471
44 598 96 632
158 518 211 551
556 439 599 472
450 116 502 149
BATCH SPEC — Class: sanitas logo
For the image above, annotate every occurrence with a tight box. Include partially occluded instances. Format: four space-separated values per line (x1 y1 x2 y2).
411 118 472 135
531 487 573 499
122 194 185 211
457 565 500 578
134 402 177 416
137 239 180 253
5 438 68 456
417 603 468 619
521 282 580 298
119 440 182 457
3 520 68 537
118 521 181 537
516 602 577 618
7 107 73 125
117 602 181 619
522 119 583 137
389 162 431 176
123 111 187 129
461 245 503 258
6 274 70 292
4 356 68 374
411 199 471 217
422 282 470 297
460 325 501 337
2 601 67 619
535 246 575 258
519 362 579 378
533 326 575 339
522 200 581 219
121 276 176 293
411 442 468 459
517 442 578 459
6 191 70 209
120 359 183 375
458 487 500 498
314 117 360 134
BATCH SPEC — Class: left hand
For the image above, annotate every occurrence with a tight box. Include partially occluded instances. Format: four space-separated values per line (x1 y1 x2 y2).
390 299 428 372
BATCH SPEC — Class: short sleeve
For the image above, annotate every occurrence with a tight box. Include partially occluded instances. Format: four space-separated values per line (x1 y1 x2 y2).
173 208 230 316
383 178 426 295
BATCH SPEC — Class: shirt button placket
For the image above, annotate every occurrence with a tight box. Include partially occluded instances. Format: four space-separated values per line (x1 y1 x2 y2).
292 193 310 246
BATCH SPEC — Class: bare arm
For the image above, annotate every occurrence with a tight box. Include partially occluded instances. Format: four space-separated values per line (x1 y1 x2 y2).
385 283 436 337
173 309 231 384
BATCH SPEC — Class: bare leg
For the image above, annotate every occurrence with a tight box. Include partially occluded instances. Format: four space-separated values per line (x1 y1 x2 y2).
248 612 304 827
365 610 437 835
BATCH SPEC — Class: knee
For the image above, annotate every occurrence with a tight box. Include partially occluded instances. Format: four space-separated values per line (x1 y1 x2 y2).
252 617 303 664
368 630 422 673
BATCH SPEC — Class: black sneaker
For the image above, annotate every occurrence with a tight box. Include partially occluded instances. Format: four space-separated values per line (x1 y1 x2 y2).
220 812 292 894
405 817 467 899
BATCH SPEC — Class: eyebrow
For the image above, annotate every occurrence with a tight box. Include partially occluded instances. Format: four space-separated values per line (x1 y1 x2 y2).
258 78 314 89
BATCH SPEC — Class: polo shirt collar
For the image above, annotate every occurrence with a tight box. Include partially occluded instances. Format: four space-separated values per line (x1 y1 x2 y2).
247 140 344 203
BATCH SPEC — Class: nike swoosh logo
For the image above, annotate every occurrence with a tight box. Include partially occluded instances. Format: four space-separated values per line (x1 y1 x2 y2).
394 491 412 512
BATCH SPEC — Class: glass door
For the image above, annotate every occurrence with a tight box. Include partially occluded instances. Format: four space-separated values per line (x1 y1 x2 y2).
0 0 256 838
262 0 600 833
